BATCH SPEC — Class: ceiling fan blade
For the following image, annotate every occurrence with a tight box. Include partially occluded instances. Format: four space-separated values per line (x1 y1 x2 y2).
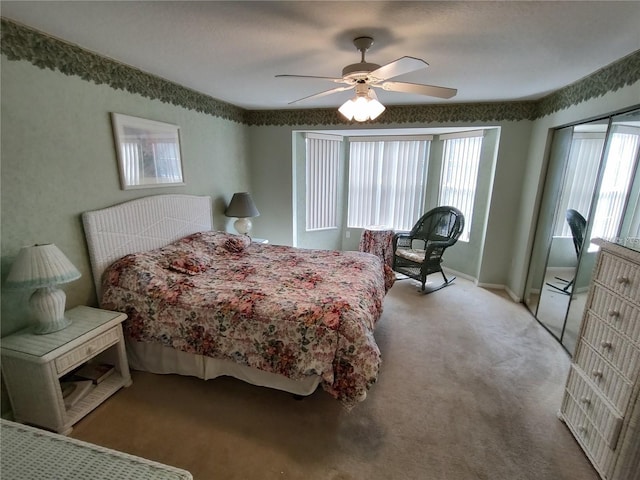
276 74 346 84
379 81 457 99
288 85 354 105
369 56 428 81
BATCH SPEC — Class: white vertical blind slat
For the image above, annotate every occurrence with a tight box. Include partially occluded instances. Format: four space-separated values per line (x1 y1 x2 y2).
556 136 604 236
306 137 341 231
555 130 639 240
440 136 482 242
592 132 640 239
347 139 429 230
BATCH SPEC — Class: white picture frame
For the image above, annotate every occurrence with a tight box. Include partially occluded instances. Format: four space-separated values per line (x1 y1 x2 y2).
111 113 185 190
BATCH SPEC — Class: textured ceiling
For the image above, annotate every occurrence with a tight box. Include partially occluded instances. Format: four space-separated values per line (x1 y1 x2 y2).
1 1 639 110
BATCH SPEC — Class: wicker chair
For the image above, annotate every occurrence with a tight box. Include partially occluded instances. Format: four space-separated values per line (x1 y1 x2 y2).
547 208 587 295
392 206 465 293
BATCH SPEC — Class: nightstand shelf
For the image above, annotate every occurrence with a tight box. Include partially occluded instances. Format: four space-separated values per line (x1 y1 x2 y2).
1 306 132 435
64 373 126 427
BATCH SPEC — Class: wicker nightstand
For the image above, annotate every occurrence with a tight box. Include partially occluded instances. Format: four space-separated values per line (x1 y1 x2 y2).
1 306 132 435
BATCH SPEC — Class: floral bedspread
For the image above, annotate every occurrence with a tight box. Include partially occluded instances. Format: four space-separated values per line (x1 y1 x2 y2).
101 231 394 406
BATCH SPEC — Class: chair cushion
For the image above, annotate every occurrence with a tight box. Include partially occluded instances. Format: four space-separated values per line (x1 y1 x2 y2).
395 248 426 263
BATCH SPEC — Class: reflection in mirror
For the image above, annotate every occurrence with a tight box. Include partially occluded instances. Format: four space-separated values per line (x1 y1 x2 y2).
525 107 640 353
538 121 606 341
523 127 573 319
562 107 640 353
533 120 606 341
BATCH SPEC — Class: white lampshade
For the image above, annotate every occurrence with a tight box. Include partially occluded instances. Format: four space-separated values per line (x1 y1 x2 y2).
225 192 260 235
339 86 385 122
6 244 81 334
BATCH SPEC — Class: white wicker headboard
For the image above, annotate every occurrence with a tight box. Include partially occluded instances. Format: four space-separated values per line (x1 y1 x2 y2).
82 194 213 299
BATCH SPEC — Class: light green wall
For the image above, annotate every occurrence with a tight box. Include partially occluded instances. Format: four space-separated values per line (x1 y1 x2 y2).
249 120 533 288
1 18 638 421
292 132 347 251
3 58 637 335
247 124 310 246
247 87 639 296
1 58 251 336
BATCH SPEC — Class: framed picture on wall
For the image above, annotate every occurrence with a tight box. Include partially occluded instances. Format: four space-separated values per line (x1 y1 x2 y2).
111 113 185 190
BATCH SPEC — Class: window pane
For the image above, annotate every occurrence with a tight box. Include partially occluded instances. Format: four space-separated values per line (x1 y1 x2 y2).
439 136 483 242
347 142 383 228
347 140 429 230
306 137 341 231
591 130 640 240
554 132 605 237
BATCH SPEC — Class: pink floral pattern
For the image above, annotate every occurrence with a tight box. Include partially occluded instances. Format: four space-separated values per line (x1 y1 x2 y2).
359 228 395 269
101 231 394 407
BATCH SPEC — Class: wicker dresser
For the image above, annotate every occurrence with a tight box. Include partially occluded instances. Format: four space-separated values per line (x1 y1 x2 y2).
560 239 640 480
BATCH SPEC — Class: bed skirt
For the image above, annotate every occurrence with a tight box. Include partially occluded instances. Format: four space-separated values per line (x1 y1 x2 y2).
126 339 322 396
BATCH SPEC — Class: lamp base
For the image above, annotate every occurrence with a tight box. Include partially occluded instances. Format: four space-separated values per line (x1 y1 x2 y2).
33 316 72 335
30 286 72 335
234 217 253 236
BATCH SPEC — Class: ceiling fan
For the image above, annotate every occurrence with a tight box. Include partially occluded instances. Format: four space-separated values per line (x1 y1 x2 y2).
276 36 457 121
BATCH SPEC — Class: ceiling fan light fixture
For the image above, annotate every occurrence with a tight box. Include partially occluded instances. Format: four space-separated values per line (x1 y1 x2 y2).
366 96 386 120
278 35 456 109
338 98 357 120
339 86 385 122
352 96 371 122
361 98 385 121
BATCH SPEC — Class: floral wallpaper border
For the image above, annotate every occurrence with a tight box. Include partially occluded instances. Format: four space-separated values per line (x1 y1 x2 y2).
0 18 245 123
2 18 639 127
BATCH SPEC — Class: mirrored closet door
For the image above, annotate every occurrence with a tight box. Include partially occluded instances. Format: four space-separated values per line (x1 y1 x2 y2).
524 107 640 355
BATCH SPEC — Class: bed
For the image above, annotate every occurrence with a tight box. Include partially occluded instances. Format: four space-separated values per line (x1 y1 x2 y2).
82 194 393 407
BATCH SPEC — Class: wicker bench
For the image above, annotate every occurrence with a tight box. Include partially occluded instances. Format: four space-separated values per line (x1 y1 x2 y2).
0 419 192 479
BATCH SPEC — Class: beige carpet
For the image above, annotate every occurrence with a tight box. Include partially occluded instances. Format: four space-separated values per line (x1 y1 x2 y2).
70 277 599 480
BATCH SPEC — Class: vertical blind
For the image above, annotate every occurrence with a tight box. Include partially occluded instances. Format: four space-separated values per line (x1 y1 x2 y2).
591 129 640 240
122 142 144 186
555 128 640 243
554 133 605 236
347 138 430 231
439 132 484 242
121 141 182 185
306 134 342 231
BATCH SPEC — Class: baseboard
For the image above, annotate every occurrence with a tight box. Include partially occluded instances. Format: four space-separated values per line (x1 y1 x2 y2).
443 268 521 303
476 283 521 302
443 267 474 283
503 287 521 302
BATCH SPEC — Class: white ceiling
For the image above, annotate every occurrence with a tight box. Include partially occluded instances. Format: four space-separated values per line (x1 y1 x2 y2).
2 1 639 111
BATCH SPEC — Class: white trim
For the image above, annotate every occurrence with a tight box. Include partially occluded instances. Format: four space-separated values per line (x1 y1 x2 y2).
306 226 338 232
504 287 522 303
572 131 606 140
305 132 343 141
349 135 433 142
439 129 486 140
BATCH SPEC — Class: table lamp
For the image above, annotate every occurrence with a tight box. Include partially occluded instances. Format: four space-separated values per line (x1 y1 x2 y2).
5 244 81 334
225 192 260 235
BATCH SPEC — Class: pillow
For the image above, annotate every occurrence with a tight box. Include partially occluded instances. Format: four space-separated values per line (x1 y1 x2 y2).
223 234 251 254
184 231 250 255
167 253 210 275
